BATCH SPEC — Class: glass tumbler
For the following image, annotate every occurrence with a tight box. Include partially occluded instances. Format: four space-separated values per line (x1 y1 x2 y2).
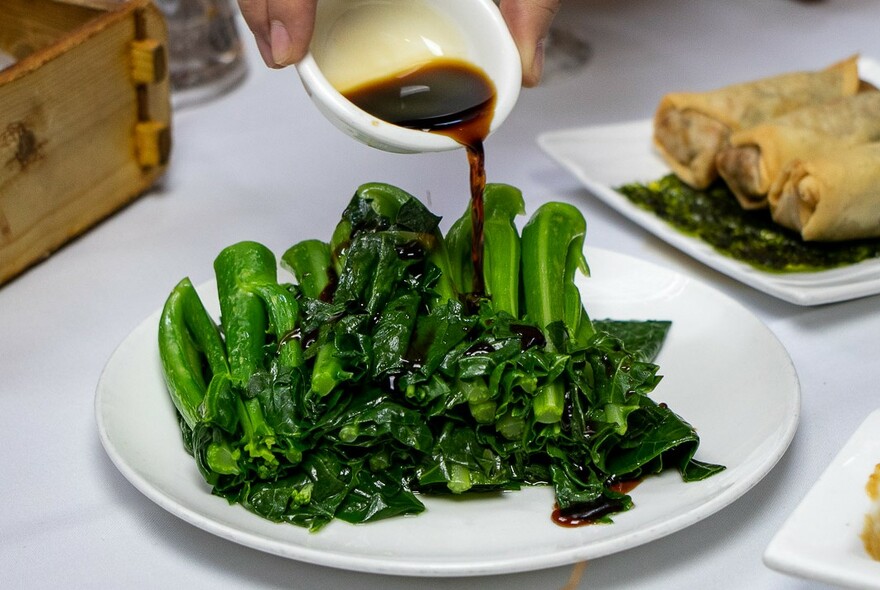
155 0 248 108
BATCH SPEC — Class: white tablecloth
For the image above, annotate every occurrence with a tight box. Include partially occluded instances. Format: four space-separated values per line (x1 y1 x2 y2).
4 1 880 587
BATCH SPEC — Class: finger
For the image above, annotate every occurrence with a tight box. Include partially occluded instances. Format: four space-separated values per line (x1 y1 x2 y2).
266 0 318 67
237 0 275 68
499 0 561 87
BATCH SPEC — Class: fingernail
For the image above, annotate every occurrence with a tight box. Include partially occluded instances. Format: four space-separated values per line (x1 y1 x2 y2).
254 35 276 68
529 38 546 86
270 20 292 66
520 37 546 87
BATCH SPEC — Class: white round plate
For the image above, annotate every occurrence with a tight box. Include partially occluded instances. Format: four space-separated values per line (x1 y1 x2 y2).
95 247 800 577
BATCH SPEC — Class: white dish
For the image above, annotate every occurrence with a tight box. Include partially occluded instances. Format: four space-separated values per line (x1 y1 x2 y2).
298 0 520 153
538 112 880 306
765 409 880 589
95 248 800 577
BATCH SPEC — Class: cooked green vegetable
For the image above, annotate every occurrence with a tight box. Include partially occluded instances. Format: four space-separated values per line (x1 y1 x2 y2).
158 277 228 429
157 182 723 531
521 201 594 425
214 241 302 375
447 183 525 314
617 174 880 272
281 239 349 397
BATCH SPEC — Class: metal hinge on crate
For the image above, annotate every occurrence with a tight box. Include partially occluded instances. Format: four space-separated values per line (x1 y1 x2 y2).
0 0 173 284
130 11 171 169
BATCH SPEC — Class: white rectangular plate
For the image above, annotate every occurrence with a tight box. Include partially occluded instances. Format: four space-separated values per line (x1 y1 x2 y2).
537 56 880 307
764 409 880 588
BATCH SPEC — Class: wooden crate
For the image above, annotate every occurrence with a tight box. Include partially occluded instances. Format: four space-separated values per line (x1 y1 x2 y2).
0 0 171 285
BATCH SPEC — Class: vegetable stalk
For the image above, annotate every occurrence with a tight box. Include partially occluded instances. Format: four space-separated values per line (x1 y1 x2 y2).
282 239 351 397
281 239 333 300
214 241 302 380
446 183 525 311
158 277 228 429
521 202 591 423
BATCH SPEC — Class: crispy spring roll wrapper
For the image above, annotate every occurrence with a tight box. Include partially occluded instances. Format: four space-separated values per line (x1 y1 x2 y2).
653 56 860 189
768 143 880 241
716 91 880 210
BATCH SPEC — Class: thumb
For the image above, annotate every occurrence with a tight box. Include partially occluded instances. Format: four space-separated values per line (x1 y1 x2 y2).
499 0 561 87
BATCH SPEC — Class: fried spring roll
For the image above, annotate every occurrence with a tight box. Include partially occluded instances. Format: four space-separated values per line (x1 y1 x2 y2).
768 143 880 241
653 56 860 189
716 91 880 209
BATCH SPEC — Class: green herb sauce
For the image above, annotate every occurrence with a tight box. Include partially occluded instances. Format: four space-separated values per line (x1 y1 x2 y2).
616 175 880 273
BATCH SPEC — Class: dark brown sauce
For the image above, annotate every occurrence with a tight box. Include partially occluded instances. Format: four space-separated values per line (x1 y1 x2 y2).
343 58 497 298
552 507 600 528
552 500 626 528
463 341 495 357
510 324 546 349
609 478 642 495
551 479 643 527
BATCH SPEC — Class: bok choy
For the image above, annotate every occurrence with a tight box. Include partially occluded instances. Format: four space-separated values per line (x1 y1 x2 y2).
157 183 723 531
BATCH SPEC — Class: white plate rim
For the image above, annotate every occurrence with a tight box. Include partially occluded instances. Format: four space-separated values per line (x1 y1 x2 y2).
95 247 801 577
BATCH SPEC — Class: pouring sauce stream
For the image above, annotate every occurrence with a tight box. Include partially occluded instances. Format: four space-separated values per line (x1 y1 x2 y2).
342 57 497 297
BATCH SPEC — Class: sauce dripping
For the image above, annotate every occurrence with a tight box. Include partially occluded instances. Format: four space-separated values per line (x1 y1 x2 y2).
339 59 653 530
342 57 497 297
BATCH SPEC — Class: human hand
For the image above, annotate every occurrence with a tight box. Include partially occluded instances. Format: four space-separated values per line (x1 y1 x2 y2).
237 0 561 87
237 0 317 68
499 0 561 87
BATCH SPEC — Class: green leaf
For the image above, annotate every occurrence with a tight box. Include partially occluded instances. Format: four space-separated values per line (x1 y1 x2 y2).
159 183 724 532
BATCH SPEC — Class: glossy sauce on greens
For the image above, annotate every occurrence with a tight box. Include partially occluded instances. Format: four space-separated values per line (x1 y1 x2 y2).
551 479 642 527
343 58 496 296
344 62 663 529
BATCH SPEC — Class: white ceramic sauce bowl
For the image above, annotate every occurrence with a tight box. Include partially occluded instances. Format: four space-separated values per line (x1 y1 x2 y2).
296 0 521 153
